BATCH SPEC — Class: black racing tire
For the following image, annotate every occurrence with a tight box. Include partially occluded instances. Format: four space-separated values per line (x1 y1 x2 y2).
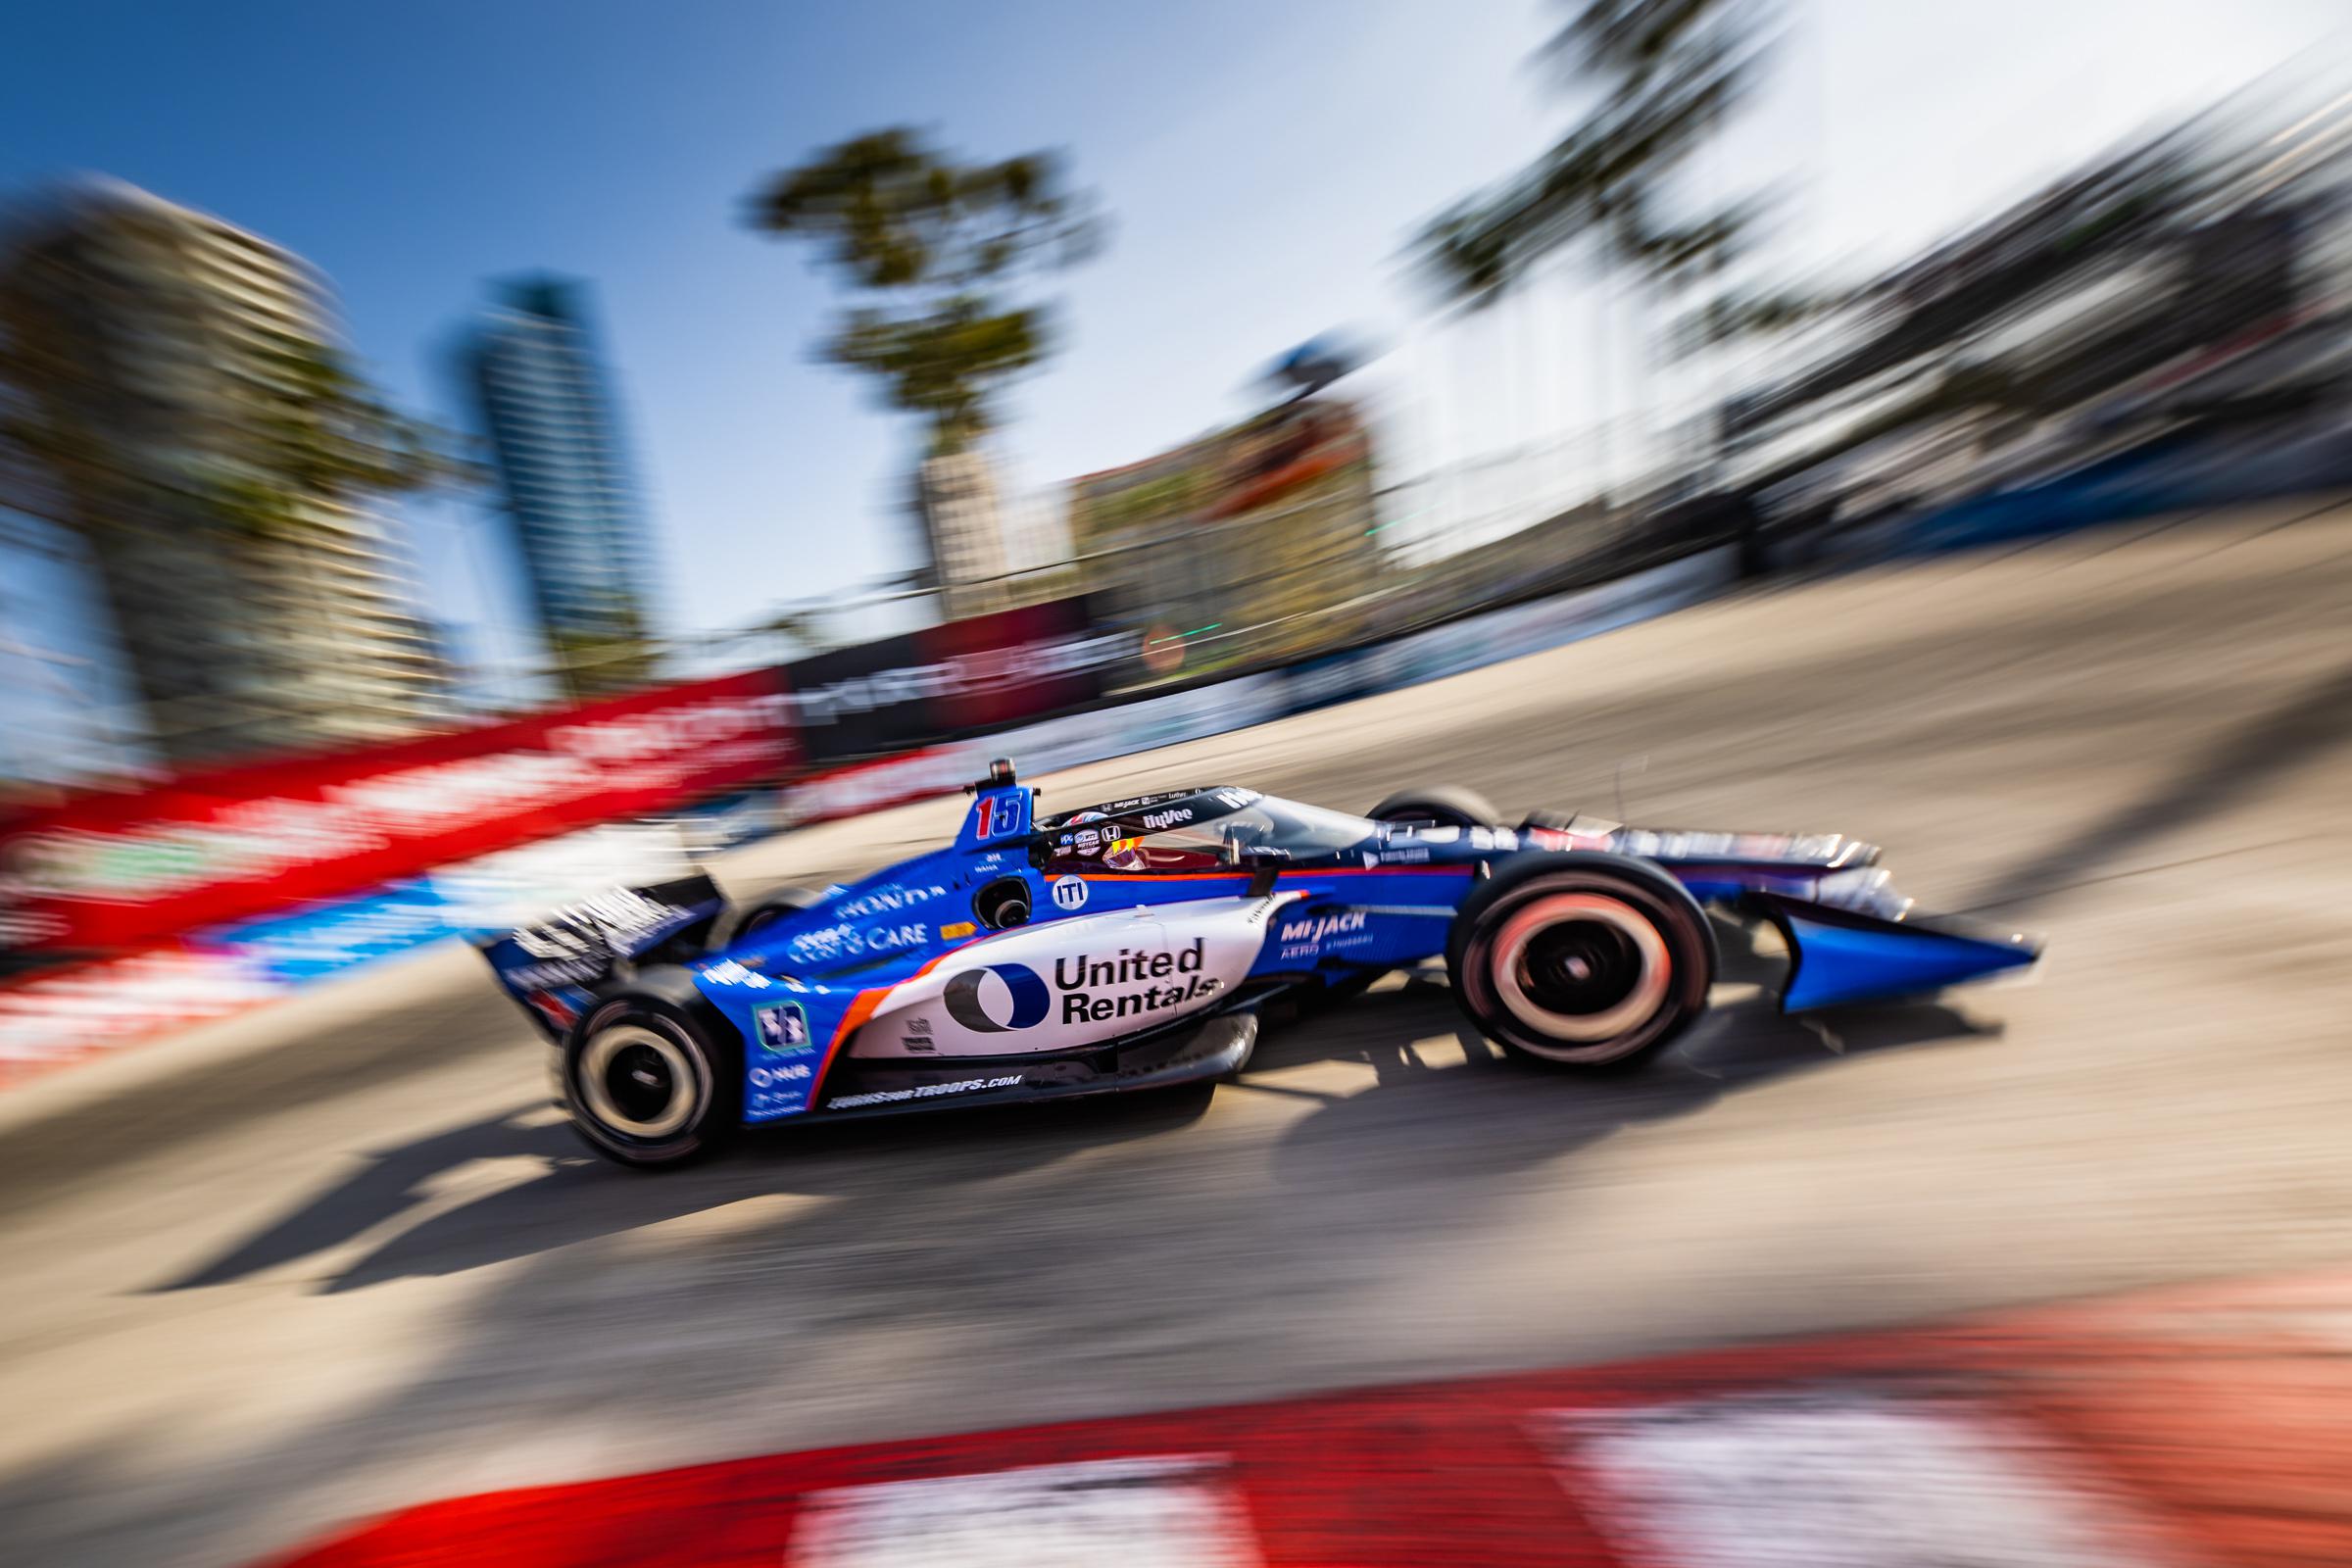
1366 785 1499 829
562 969 741 1169
709 886 819 951
1446 853 1715 1069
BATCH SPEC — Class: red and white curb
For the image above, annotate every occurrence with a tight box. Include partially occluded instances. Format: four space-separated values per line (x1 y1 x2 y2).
793 1454 1258 1568
266 1268 2352 1567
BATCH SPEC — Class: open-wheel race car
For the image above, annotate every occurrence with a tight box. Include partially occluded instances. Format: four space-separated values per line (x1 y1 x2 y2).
481 760 2042 1167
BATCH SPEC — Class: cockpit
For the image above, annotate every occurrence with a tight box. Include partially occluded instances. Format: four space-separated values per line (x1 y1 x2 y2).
1037 790 1378 874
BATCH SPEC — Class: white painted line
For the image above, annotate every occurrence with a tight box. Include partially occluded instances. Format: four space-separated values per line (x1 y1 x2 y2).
1541 1390 2166 1568
790 1452 1260 1568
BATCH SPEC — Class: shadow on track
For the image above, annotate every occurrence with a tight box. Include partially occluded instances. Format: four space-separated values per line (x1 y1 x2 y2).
155 1077 1224 1296
1968 656 2352 912
158 920 1996 1298
1256 985 1996 1193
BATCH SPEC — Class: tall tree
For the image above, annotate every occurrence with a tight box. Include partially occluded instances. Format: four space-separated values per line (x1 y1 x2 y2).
1416 0 1776 490
746 127 1104 459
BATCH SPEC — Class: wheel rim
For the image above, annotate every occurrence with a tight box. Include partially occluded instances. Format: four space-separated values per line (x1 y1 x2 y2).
578 1022 701 1139
1488 893 1672 1062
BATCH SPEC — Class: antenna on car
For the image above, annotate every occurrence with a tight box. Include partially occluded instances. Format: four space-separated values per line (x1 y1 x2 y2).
1614 756 1648 823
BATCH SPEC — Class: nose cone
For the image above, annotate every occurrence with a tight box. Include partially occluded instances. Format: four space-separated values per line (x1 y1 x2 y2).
1776 903 2043 1012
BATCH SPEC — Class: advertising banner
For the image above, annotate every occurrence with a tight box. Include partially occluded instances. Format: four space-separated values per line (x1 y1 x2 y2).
0 667 797 957
915 598 1117 732
785 596 1125 765
781 632 932 766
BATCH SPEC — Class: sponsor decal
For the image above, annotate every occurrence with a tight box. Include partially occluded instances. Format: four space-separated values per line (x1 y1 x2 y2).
1611 829 1845 863
1379 847 1430 864
942 938 1226 1031
828 1074 1023 1110
512 886 692 961
940 920 977 940
831 883 948 918
785 920 930 964
1050 942 1223 1025
749 1062 812 1089
1211 789 1259 810
1075 828 1102 851
754 1000 812 1054
1052 875 1089 911
1386 826 1516 854
942 963 1054 1031
698 958 767 989
500 955 608 990
1084 792 1189 816
1277 908 1372 959
1139 807 1193 830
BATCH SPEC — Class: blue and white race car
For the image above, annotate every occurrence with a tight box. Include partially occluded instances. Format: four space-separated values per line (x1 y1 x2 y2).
482 760 2041 1167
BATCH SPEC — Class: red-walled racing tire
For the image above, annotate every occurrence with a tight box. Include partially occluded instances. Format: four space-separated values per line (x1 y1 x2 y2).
1447 855 1714 1068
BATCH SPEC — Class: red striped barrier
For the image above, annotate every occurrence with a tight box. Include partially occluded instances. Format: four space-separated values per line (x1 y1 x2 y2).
266 1267 2352 1567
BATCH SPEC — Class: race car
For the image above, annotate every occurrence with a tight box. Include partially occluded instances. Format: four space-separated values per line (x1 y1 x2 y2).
481 760 2041 1167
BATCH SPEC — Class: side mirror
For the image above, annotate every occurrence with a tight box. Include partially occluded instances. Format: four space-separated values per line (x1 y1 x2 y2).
1238 845 1289 896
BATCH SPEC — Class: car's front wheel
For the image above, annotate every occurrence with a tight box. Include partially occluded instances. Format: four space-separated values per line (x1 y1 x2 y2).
564 979 739 1168
1447 856 1714 1068
1367 784 1499 830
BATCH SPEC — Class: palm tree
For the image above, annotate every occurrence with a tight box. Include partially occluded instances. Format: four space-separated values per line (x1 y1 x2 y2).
745 127 1103 460
746 128 1104 618
1417 0 1775 496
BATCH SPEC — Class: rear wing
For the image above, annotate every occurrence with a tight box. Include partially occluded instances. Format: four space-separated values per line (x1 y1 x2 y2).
477 872 727 1039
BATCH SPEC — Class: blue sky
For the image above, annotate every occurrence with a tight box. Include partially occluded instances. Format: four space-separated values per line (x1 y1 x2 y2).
2 0 2346 765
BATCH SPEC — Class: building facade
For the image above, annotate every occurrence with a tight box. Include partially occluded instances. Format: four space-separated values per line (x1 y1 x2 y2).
914 447 1014 621
461 277 658 697
1065 394 1385 676
0 181 446 767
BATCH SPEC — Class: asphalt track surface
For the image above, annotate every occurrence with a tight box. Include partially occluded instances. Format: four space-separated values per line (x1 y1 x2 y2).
5 501 2352 1567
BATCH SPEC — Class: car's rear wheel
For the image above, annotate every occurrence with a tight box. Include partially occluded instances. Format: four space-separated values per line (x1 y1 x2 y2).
709 886 818 951
564 979 739 1168
1447 856 1713 1068
1367 785 1498 829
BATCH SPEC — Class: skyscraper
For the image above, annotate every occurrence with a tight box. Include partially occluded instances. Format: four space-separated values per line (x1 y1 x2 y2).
0 181 447 767
461 277 659 697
